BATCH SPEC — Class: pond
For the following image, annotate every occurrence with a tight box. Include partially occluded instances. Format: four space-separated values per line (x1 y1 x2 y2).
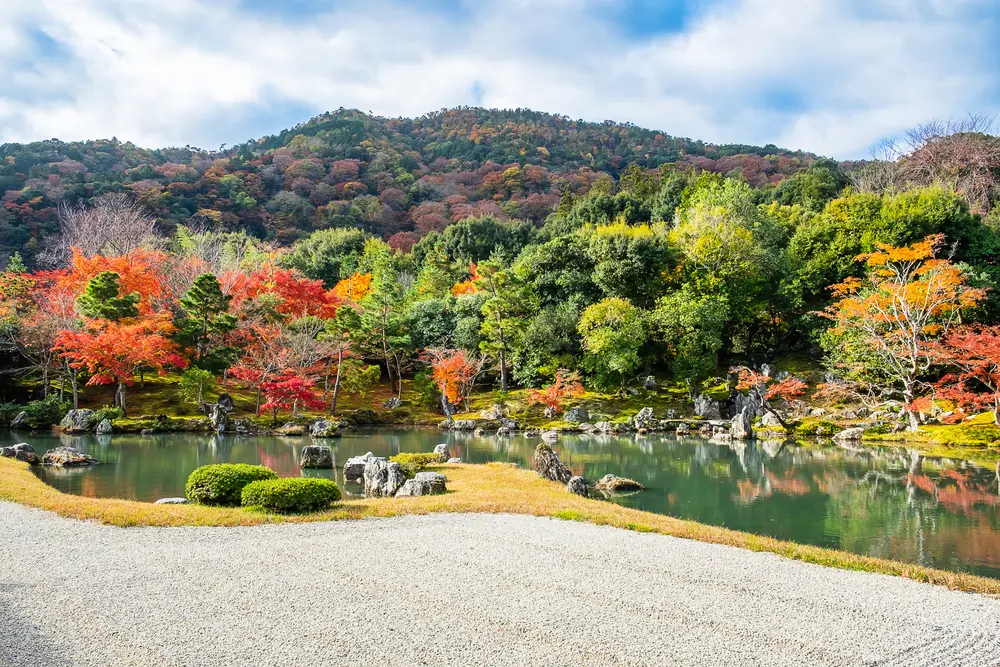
8 428 1000 580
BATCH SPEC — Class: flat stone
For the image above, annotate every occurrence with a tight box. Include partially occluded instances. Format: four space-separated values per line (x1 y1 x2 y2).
154 497 189 505
446 458 462 464
42 447 98 467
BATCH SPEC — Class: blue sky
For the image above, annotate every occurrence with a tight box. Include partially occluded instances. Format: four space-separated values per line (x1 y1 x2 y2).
1 0 998 158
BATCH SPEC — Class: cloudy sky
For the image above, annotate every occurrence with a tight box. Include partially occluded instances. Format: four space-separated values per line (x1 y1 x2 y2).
1 0 997 158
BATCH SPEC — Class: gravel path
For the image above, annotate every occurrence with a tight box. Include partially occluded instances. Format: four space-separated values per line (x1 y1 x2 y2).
2 501 999 666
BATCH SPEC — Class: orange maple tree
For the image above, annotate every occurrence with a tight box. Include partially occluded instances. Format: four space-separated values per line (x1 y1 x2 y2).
54 313 187 416
424 348 483 415
527 369 585 418
332 272 373 303
56 248 172 314
450 263 481 296
822 234 983 431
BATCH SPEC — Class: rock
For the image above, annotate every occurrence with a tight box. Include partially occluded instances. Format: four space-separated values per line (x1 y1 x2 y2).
729 390 762 420
592 421 615 434
433 443 450 462
363 458 406 498
210 403 229 433
95 419 113 435
841 410 857 420
809 408 827 417
473 427 485 436
447 458 462 464
833 427 865 443
675 423 691 435
233 418 252 435
42 446 98 467
532 443 571 483
567 476 588 496
544 406 557 419
479 404 505 420
154 497 189 505
564 407 590 423
665 409 677 419
447 420 477 431
499 417 520 431
730 407 755 440
760 412 782 428
395 472 447 497
140 429 155 436
631 407 655 430
540 430 559 442
309 420 342 438
276 422 305 436
59 409 94 433
643 375 657 390
216 393 234 412
9 411 28 429
855 407 870 418
344 452 374 480
693 395 722 420
0 443 40 465
382 397 402 410
523 429 541 437
300 445 333 469
594 474 644 493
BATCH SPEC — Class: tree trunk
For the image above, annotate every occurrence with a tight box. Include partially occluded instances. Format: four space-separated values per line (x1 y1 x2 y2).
903 382 919 432
994 394 1000 427
255 387 262 414
42 366 48 398
117 381 127 418
441 394 454 421
329 350 343 416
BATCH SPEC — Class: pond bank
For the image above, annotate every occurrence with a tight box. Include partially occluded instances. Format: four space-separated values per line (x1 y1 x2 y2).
2 502 999 667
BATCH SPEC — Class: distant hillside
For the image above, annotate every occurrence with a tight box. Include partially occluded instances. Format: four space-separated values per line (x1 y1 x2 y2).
0 107 819 266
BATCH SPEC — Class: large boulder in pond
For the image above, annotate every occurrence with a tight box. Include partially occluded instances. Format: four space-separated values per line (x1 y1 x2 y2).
309 419 342 438
363 457 406 498
59 409 94 433
694 394 722 420
395 472 447 497
631 407 655 430
433 443 450 462
833 427 865 443
42 446 98 467
533 443 571 484
300 445 333 469
1 443 40 465
594 474 644 493
730 407 755 440
95 419 113 435
564 407 589 423
567 476 588 496
344 452 375 480
9 411 27 429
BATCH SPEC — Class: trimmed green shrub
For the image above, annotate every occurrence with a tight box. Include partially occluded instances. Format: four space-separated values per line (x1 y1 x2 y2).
241 478 341 514
390 452 442 478
185 463 278 506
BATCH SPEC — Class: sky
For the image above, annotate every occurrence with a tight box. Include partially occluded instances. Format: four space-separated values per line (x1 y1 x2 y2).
0 0 998 159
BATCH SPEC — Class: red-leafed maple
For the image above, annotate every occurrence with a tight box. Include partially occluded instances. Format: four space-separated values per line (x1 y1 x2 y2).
527 369 585 418
933 325 1000 425
424 348 484 415
53 314 187 416
732 366 808 429
227 265 339 320
258 371 326 424
229 323 291 413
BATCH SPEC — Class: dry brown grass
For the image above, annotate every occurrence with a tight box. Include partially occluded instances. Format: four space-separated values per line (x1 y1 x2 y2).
3 457 999 595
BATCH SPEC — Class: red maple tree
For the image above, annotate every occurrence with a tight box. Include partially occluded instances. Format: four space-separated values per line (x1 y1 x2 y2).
933 325 1000 425
54 313 187 416
732 366 808 428
259 371 326 424
527 369 585 418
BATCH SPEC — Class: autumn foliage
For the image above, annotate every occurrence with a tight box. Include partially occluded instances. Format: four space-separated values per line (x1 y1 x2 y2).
258 371 326 422
933 326 1000 425
527 369 585 416
425 348 483 410
332 272 372 302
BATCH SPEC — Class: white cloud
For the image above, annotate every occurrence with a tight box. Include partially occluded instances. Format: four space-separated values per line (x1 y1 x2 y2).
0 0 996 158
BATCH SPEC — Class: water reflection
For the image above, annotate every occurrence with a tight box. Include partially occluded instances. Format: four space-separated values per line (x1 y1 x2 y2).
7 428 999 579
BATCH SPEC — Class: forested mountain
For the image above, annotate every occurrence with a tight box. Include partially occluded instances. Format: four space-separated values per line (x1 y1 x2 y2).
0 107 818 267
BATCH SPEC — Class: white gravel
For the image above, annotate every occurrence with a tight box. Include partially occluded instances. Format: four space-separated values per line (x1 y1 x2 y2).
2 501 999 667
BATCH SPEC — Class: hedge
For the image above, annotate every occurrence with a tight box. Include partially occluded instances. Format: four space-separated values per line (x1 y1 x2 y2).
240 477 341 514
185 464 278 506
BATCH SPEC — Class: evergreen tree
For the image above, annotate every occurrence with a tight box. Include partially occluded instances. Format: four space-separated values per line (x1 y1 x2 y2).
76 272 139 321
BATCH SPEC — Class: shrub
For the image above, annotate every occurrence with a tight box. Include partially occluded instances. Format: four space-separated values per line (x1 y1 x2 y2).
0 402 21 425
87 406 124 428
241 477 341 514
185 464 278 506
390 452 442 478
23 396 69 428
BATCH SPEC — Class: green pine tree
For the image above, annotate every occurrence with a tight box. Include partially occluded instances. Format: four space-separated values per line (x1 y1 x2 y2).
76 272 140 321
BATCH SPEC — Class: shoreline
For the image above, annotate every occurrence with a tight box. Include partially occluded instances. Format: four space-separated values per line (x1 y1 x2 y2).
2 455 999 596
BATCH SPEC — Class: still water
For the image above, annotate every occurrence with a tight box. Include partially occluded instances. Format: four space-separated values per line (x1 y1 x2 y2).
10 428 1000 579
